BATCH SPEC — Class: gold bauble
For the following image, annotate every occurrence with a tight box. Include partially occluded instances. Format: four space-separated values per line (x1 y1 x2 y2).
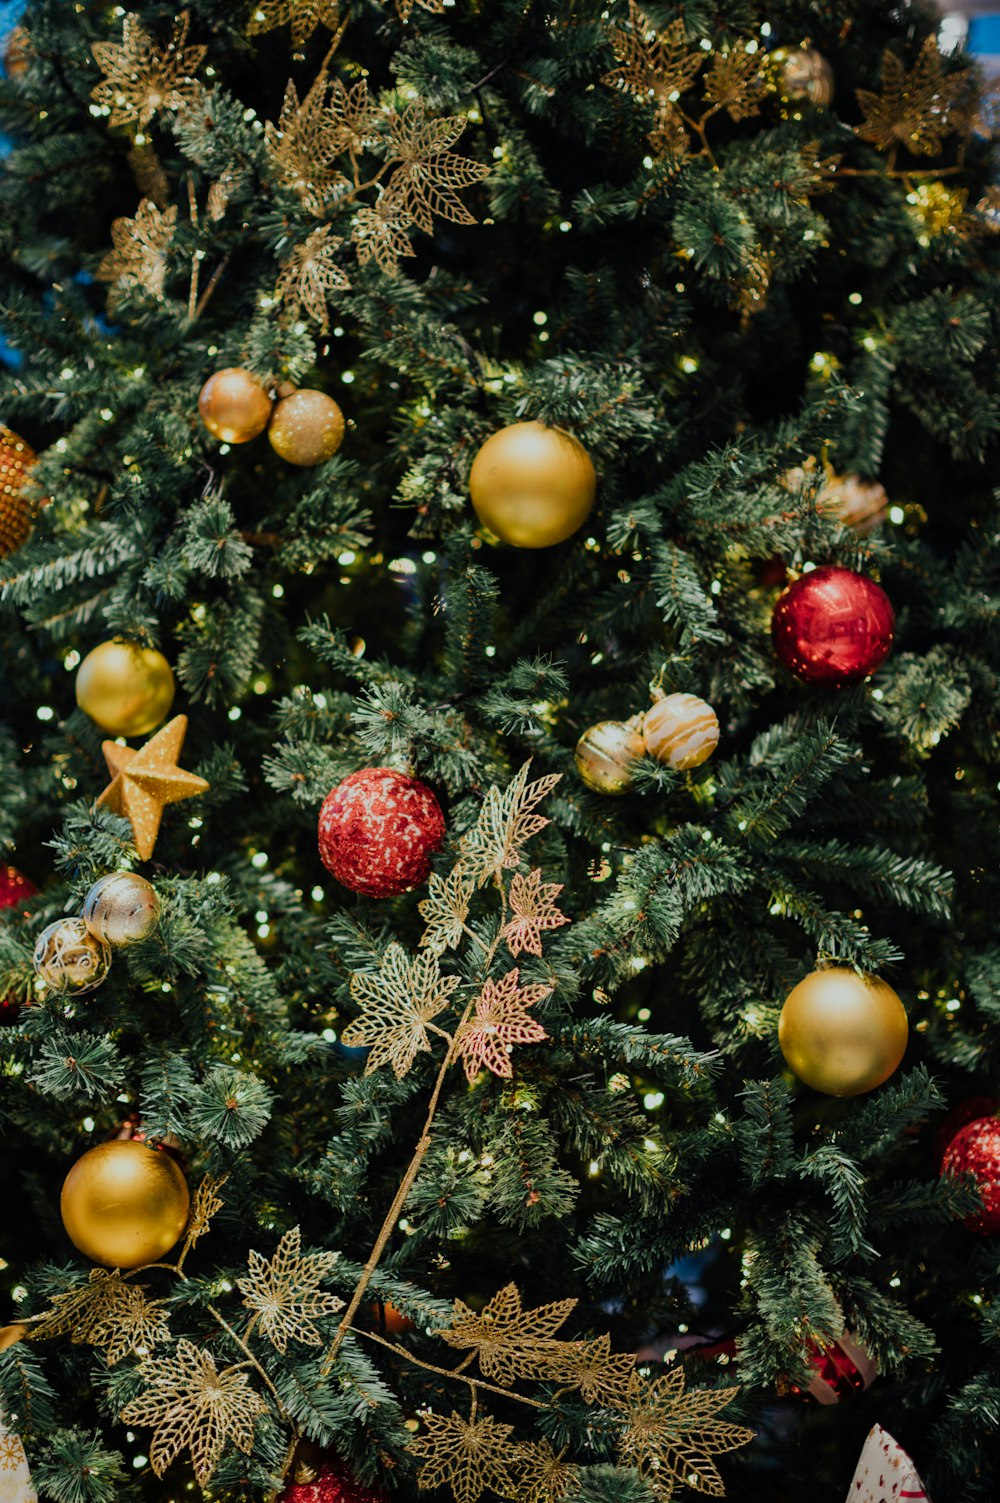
76 639 175 738
198 367 273 443
33 917 111 996
772 46 835 108
0 425 38 558
60 1139 190 1268
778 967 908 1097
83 872 160 946
268 388 345 466
469 421 596 548
575 719 645 795
0 1323 28 1352
643 692 719 770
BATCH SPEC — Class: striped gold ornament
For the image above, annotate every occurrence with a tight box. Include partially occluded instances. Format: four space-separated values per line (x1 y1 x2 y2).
642 693 719 771
575 718 645 795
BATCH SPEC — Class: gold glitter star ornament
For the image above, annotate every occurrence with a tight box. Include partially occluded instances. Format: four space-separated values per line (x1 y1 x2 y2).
97 715 209 861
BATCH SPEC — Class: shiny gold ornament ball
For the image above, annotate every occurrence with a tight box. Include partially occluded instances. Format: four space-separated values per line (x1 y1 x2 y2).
76 638 175 738
643 693 719 771
60 1139 190 1268
33 917 111 996
772 46 835 107
198 367 273 443
268 388 345 466
575 719 645 795
83 872 160 946
778 967 908 1097
0 425 38 558
469 421 596 548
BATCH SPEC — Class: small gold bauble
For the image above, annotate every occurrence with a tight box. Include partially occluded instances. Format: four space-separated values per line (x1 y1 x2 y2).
469 421 596 548
772 46 835 108
268 388 345 466
76 639 175 738
83 872 160 946
0 425 38 558
643 693 719 770
60 1139 190 1268
198 367 273 443
33 917 111 996
778 967 908 1097
575 719 645 795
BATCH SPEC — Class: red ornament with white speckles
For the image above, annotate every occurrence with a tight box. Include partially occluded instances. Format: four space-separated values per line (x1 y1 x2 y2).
0 866 37 1021
318 768 445 898
941 1115 1000 1235
279 1459 387 1503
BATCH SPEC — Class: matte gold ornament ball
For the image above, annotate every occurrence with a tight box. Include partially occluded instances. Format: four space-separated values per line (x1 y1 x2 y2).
772 46 835 107
33 917 111 996
469 421 596 548
76 638 175 738
198 366 273 443
268 388 345 466
778 967 908 1097
575 719 645 795
60 1139 190 1268
83 872 160 946
643 693 719 770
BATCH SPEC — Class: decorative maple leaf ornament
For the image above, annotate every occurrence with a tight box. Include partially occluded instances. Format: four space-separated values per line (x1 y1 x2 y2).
91 11 206 132
455 970 551 1083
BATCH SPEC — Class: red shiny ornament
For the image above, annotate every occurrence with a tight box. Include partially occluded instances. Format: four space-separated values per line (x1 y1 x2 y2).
318 768 445 898
772 565 894 686
0 866 37 1022
280 1460 386 1503
791 1331 876 1404
941 1115 1000 1235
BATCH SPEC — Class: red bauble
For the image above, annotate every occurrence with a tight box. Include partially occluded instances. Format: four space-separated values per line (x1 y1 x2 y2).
280 1460 386 1503
318 768 445 898
771 565 894 686
933 1096 999 1168
941 1116 1000 1235
791 1331 877 1405
0 866 37 1022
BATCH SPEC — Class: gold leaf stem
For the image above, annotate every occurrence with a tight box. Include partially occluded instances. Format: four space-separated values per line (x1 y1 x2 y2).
356 1328 549 1409
192 251 233 321
186 171 200 320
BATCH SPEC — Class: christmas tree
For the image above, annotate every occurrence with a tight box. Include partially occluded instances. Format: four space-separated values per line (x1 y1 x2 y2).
1 2 998 1501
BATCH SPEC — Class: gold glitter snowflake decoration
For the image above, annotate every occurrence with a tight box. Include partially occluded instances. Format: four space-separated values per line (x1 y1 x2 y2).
408 1410 524 1503
502 869 568 958
275 226 350 333
382 101 489 236
247 0 343 48
342 942 460 1079
31 1268 170 1366
455 969 551 1083
616 1367 754 1500
439 1284 576 1385
855 37 971 157
91 11 206 132
238 1226 343 1353
97 198 177 310
459 763 562 887
120 1339 268 1484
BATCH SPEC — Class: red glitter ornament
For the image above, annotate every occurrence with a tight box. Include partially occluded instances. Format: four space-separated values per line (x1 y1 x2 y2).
933 1096 999 1168
772 565 894 686
318 768 445 898
279 1460 386 1503
0 866 37 1022
941 1115 1000 1235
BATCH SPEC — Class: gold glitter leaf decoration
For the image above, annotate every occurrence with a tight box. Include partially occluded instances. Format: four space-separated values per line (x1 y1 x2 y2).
418 866 473 955
247 0 343 47
30 1268 170 1366
395 0 446 20
602 4 702 157
459 763 562 888
97 198 177 311
182 1173 228 1255
327 77 381 154
275 226 350 333
522 1443 577 1503
343 942 460 1079
352 202 415 274
703 43 766 122
382 101 489 236
616 1367 754 1500
408 1410 523 1503
265 78 350 216
855 38 971 157
237 1226 343 1354
91 11 206 132
542 1332 638 1406
120 1339 268 1484
502 869 569 958
455 970 551 1084
438 1283 576 1385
